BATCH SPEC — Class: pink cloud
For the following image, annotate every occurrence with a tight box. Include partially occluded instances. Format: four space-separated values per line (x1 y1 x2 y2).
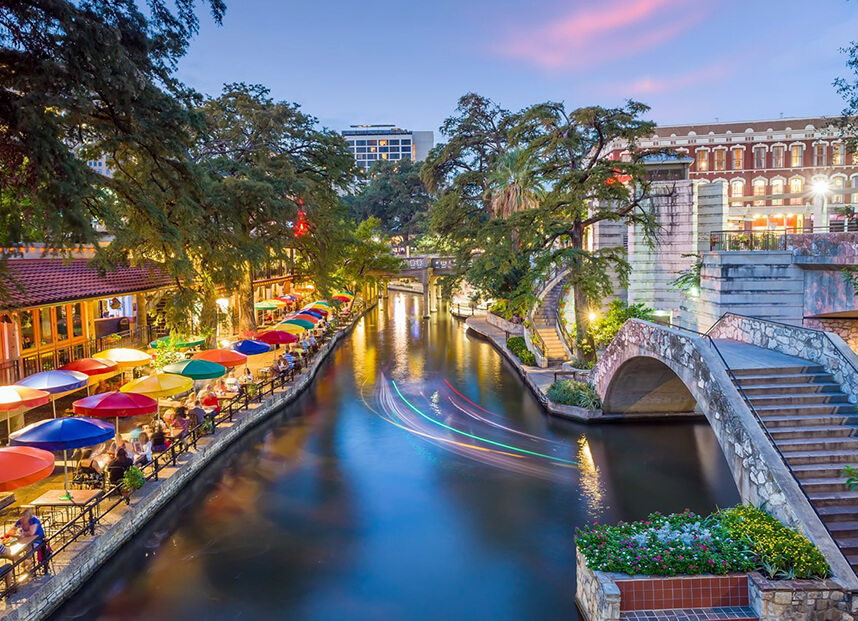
625 62 728 95
495 0 712 71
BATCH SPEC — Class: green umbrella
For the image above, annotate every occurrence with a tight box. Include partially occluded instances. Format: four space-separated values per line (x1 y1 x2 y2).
282 318 315 330
162 359 226 380
254 301 279 311
150 335 206 349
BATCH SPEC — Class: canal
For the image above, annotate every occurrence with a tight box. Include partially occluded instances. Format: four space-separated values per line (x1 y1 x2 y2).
53 292 739 621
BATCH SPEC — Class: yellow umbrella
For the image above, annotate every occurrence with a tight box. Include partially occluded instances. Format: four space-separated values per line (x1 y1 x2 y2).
120 373 193 399
263 299 289 308
94 348 151 369
272 322 306 334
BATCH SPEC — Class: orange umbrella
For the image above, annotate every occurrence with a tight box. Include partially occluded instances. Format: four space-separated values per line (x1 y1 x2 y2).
192 349 248 368
0 385 51 441
0 446 55 491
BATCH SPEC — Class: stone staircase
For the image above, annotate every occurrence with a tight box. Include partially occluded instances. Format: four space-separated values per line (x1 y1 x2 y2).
731 362 858 574
531 278 569 365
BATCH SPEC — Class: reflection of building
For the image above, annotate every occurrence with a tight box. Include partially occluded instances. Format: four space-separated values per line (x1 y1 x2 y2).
609 117 857 230
342 125 433 170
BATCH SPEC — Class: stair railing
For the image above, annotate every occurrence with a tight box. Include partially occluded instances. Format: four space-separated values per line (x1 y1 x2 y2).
555 307 574 357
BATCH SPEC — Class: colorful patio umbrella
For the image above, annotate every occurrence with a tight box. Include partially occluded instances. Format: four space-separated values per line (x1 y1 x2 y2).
0 386 51 441
332 295 352 303
0 446 55 492
60 358 120 377
192 349 247 368
73 391 159 418
149 335 206 349
277 294 301 302
11 417 114 499
263 299 289 308
281 318 315 330
231 340 272 356
292 313 320 324
255 330 298 345
272 322 306 334
120 373 193 399
254 301 279 311
93 348 151 369
300 309 326 319
162 359 226 380
311 301 331 307
17 370 89 418
334 290 354 297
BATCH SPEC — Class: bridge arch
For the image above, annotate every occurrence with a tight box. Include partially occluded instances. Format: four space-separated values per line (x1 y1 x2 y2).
602 356 697 416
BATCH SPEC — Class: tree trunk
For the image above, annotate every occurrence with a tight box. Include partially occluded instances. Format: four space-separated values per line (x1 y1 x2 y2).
237 263 256 335
198 281 218 348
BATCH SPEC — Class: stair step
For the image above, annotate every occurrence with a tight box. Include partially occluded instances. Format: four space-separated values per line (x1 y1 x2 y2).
799 477 853 493
782 449 858 465
731 365 825 377
733 373 834 386
808 491 858 507
753 404 857 416
825 520 858 536
767 425 858 440
739 382 842 396
817 505 858 522
761 414 858 428
794 463 851 479
777 436 858 451
619 608 757 621
747 394 850 406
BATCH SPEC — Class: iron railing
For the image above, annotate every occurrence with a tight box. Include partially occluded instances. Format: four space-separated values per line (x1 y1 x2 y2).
0 300 366 603
710 225 858 251
555 307 574 356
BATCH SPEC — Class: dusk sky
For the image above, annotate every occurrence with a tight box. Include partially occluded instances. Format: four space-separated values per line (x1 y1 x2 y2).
178 0 857 138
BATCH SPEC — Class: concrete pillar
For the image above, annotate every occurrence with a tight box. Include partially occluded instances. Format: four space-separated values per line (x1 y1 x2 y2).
382 280 389 299
812 196 828 231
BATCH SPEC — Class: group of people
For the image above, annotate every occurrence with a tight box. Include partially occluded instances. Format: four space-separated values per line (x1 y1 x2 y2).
0 508 49 590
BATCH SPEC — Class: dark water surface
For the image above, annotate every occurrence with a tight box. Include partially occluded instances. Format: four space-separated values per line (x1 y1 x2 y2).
53 292 739 621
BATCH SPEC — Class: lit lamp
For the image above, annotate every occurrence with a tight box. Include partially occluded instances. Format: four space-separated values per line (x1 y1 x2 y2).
588 311 598 323
811 178 831 232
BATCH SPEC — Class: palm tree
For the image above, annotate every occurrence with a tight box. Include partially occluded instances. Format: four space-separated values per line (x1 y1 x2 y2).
488 149 544 219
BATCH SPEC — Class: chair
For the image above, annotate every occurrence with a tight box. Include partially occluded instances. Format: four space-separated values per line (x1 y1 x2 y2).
106 465 126 488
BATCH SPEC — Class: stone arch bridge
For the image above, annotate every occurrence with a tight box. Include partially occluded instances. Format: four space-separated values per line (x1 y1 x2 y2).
371 255 456 317
591 315 858 585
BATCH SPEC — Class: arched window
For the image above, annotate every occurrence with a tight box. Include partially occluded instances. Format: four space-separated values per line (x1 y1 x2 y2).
771 178 785 206
753 179 766 206
730 180 745 206
789 177 804 205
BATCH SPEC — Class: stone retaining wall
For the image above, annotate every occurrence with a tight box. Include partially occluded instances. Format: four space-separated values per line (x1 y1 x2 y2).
803 318 858 356
4 304 375 621
709 313 858 403
486 312 524 336
576 549 620 621
749 572 858 621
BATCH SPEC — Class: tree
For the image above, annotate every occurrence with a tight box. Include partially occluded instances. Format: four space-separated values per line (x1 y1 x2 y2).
346 159 431 247
338 217 404 288
0 0 225 256
588 300 655 350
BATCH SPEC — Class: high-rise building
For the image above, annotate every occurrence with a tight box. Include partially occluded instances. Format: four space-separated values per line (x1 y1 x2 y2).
342 125 434 171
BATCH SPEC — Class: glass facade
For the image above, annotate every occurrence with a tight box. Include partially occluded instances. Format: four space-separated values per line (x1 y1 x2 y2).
343 129 414 171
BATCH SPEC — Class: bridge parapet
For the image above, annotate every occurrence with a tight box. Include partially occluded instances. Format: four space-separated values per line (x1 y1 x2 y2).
591 319 857 586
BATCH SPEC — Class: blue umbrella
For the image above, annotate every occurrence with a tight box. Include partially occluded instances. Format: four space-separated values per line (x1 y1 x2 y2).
230 339 271 356
17 370 89 418
301 309 326 320
10 417 115 500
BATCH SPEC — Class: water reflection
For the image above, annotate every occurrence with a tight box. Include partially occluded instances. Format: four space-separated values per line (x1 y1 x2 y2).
53 292 739 621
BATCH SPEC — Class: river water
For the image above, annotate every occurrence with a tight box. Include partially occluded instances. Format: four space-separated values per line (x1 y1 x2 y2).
53 292 739 621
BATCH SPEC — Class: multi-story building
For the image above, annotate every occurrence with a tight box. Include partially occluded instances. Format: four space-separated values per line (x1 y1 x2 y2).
342 125 434 171
609 116 858 230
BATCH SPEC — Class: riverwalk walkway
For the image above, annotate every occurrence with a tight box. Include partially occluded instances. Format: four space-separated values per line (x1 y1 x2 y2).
0 301 375 621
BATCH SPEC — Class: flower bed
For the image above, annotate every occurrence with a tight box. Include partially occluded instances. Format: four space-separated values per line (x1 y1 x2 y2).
575 506 829 580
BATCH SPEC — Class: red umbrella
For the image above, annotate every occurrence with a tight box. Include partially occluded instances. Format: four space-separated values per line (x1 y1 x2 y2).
0 446 55 491
73 391 158 418
332 295 352 303
192 348 248 368
60 358 119 377
292 313 320 324
255 330 298 345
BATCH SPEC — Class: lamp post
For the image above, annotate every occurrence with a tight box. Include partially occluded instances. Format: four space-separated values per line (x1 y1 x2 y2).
811 178 831 232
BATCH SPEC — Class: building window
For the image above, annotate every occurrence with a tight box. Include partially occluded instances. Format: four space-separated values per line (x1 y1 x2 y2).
833 177 844 203
753 147 765 169
791 144 803 167
753 179 766 206
730 180 744 206
71 303 83 338
814 144 826 167
771 179 785 206
56 305 69 341
852 177 858 204
20 310 35 350
772 146 785 168
39 308 53 346
833 143 844 166
732 148 744 170
789 177 804 205
714 149 726 171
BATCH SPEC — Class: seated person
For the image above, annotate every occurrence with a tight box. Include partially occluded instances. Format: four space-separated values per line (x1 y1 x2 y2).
5 508 45 544
224 372 239 393
170 408 189 441
150 424 167 453
213 378 228 395
240 367 253 384
106 448 133 486
133 432 152 465
0 542 14 594
108 435 133 458
187 400 206 426
199 389 220 413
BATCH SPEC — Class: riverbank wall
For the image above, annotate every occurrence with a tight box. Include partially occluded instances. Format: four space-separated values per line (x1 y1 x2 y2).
3 302 377 621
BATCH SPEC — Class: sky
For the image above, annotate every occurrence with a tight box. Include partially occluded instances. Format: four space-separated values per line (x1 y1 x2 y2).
176 0 857 138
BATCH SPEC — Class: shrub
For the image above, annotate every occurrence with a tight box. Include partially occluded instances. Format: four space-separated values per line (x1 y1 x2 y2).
589 300 655 350
506 336 536 366
718 505 830 579
121 466 146 492
547 380 601 409
575 506 830 579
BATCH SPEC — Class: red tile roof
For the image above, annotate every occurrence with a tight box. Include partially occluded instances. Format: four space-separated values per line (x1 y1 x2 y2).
2 259 173 309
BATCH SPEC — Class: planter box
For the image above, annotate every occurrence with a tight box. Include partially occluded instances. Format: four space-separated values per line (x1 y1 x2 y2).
486 311 524 336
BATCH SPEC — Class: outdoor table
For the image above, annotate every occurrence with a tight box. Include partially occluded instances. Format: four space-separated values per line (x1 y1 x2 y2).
30 489 104 530
2 534 37 579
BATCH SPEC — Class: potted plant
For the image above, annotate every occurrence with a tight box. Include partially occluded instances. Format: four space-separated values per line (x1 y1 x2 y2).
120 466 146 497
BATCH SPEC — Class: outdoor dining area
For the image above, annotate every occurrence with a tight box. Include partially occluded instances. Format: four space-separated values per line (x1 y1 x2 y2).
0 292 356 601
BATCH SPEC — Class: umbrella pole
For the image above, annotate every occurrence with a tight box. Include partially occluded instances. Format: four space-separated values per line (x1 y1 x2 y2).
60 449 71 501
52 398 57 419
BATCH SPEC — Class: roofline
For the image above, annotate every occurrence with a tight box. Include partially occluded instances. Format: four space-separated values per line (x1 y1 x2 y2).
653 114 842 129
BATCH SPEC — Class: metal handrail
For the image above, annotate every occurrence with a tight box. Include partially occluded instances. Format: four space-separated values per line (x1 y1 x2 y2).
529 327 547 359
0 302 365 603
653 320 851 574
555 307 574 355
